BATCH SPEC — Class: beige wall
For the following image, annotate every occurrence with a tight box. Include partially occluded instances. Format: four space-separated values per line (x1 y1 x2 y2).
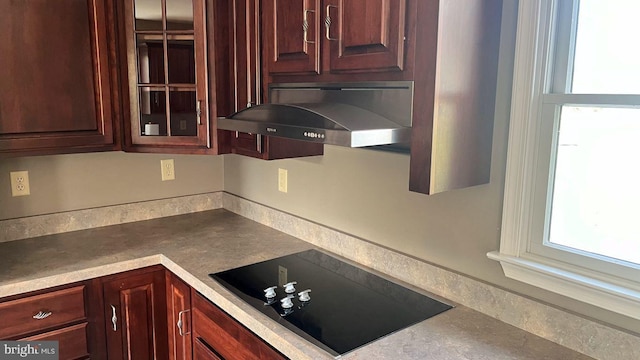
224 0 639 334
1 0 637 335
0 152 224 220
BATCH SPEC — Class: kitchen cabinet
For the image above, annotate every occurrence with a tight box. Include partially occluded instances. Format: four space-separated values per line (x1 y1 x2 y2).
0 0 121 157
0 282 96 360
166 271 192 360
264 0 504 194
191 289 285 360
223 0 324 160
263 0 408 79
407 0 503 194
118 0 229 154
102 266 169 360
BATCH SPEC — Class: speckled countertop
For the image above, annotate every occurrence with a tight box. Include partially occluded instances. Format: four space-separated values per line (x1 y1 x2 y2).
0 209 591 360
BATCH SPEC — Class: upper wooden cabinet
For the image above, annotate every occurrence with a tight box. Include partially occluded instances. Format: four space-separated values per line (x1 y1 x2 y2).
118 0 229 154
0 0 121 157
263 0 407 78
223 0 324 160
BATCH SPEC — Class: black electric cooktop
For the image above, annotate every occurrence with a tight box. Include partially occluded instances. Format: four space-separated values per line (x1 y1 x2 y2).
209 249 452 357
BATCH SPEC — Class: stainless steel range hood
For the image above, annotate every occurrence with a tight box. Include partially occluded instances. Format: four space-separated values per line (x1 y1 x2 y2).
218 81 414 148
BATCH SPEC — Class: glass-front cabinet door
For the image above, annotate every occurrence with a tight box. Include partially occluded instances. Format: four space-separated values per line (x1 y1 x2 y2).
123 0 210 149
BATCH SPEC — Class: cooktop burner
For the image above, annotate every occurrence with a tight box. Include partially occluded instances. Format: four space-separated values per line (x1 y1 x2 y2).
209 249 452 357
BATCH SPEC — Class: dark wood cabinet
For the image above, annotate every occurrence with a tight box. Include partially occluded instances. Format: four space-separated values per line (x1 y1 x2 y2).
102 266 169 360
191 290 286 360
263 0 407 78
0 0 121 157
407 0 503 194
166 271 192 360
263 0 321 76
326 0 407 73
118 0 231 154
261 0 503 194
223 0 324 160
0 282 101 360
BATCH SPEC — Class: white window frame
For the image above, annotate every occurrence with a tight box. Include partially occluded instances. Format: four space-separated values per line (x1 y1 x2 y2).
487 0 640 320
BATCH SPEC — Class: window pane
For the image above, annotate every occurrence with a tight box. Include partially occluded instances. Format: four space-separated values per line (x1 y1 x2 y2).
136 35 165 84
139 87 167 136
167 39 195 84
169 89 198 136
134 0 163 31
571 0 640 94
166 0 194 30
549 106 640 265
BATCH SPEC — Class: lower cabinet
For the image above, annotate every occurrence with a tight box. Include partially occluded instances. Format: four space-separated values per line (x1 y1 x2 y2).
166 271 192 360
102 266 169 360
191 289 286 360
0 266 287 360
0 283 92 360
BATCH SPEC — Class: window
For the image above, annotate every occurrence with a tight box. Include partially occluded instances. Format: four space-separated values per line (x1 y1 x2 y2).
488 0 640 320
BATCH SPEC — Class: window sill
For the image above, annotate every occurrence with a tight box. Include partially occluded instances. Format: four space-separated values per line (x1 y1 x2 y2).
487 251 640 320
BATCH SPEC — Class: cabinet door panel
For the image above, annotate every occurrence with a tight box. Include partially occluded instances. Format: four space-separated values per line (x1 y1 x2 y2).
103 268 168 360
328 0 406 73
0 0 118 154
123 0 212 150
264 0 320 75
166 272 192 360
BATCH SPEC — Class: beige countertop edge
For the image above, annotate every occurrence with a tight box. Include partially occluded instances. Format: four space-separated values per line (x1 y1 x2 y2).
0 255 162 299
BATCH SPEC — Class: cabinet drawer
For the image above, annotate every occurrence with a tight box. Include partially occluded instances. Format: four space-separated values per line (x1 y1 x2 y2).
193 337 222 360
20 322 89 360
192 292 286 360
0 285 86 338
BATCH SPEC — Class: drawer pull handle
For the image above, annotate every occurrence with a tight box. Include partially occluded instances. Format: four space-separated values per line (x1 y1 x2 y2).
32 311 52 320
111 305 117 331
177 309 190 336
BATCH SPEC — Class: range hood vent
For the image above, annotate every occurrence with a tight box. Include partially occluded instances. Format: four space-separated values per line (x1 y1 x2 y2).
218 81 414 148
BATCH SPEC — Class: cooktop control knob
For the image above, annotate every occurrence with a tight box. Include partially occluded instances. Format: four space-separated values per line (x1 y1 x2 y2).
280 295 294 309
283 281 297 294
298 289 311 302
264 286 277 299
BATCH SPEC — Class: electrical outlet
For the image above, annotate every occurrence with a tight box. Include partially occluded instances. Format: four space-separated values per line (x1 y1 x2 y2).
161 159 175 181
10 171 30 197
278 168 288 193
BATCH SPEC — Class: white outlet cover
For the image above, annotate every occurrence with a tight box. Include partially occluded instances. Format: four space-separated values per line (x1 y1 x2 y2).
161 159 175 181
10 170 30 197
